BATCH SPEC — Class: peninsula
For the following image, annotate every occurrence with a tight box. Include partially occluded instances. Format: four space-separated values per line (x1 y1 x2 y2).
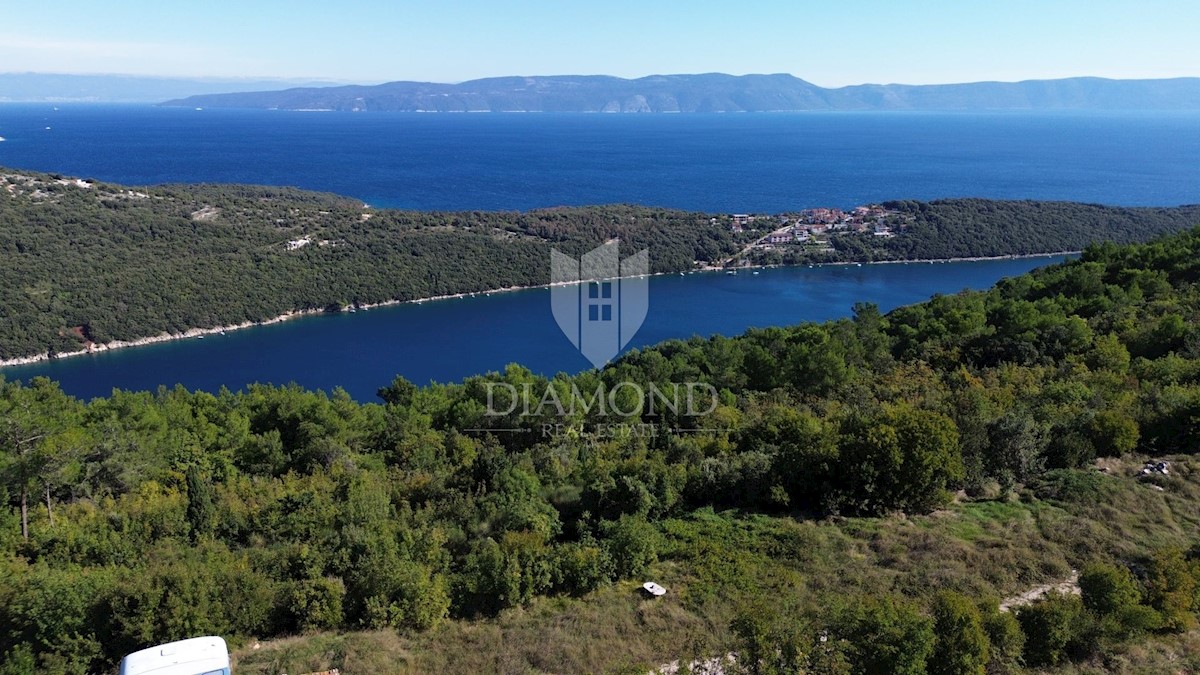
1 167 1197 364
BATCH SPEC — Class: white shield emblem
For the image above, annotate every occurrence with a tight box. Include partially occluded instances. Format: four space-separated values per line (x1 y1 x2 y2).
550 242 649 368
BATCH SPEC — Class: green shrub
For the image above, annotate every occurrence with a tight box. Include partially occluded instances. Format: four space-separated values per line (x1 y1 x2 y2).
600 516 660 578
286 577 345 632
1017 593 1084 667
1145 548 1199 632
1080 562 1142 616
981 603 1025 674
834 595 934 675
929 591 989 675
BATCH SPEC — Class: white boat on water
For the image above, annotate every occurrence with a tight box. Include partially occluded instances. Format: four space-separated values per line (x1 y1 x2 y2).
0 136 6 142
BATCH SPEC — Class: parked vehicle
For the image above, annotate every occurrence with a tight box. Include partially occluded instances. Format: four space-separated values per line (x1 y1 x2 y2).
119 636 230 675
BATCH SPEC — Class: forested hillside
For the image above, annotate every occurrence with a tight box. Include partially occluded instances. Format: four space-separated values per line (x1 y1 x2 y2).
3 229 1200 673
756 199 1200 265
0 170 740 361
882 199 1200 259
2 168 1198 365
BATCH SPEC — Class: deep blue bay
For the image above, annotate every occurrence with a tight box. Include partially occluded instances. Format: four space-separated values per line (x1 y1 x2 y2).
0 106 1196 399
4 259 1066 401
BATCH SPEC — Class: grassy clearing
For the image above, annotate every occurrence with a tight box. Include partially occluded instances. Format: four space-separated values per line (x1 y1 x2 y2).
233 455 1200 674
235 631 414 674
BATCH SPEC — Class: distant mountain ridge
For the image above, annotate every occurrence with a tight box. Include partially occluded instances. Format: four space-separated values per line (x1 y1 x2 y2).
161 73 1200 112
0 73 347 103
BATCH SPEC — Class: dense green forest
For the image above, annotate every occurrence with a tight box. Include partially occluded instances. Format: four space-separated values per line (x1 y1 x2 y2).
0 169 742 361
753 199 1200 266
3 226 1200 673
3 167 1198 363
881 199 1200 259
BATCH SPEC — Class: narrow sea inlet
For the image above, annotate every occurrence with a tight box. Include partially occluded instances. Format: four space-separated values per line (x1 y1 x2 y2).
3 256 1067 400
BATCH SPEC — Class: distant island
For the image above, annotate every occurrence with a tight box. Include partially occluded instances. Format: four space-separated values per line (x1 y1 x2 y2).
1 166 1198 364
0 73 348 104
161 73 1200 112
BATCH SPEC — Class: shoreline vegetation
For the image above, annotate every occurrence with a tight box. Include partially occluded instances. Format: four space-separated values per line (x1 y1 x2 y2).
0 251 1078 369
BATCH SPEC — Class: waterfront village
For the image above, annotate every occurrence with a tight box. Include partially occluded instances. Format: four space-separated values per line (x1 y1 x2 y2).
719 204 915 253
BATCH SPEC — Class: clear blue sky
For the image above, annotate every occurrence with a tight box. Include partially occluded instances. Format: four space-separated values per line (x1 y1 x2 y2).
2 0 1197 85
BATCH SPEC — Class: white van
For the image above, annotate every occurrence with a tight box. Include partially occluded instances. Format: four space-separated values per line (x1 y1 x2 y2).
119 636 231 675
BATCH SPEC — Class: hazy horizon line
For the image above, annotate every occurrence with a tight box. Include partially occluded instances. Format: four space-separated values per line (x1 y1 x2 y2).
5 70 1200 90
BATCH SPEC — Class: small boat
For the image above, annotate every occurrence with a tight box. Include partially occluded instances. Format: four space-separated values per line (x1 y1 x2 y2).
726 270 737 275
752 271 760 275
219 331 226 336
856 263 863 267
0 136 6 142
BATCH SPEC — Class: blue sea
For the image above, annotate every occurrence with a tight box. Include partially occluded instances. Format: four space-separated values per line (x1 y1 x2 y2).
0 106 1196 399
0 106 1197 211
